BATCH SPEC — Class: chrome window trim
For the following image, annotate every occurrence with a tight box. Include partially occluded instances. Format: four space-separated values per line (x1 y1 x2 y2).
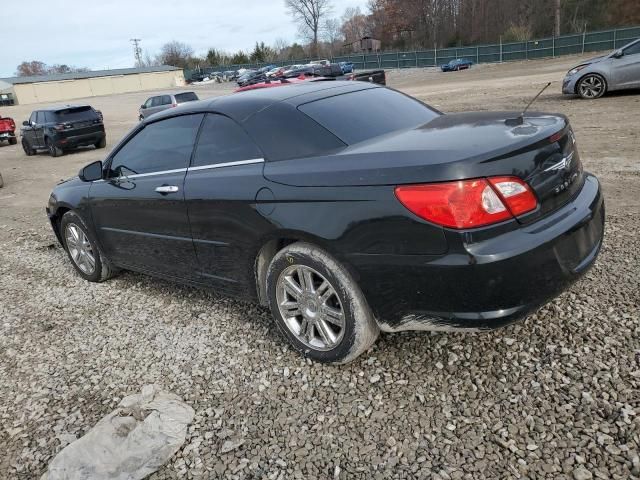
94 158 265 182
188 158 264 172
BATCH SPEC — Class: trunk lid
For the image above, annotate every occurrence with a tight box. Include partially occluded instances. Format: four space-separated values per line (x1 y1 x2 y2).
54 107 103 135
264 111 583 219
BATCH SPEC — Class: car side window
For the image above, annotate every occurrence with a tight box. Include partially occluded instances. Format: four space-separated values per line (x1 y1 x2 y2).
36 112 46 124
144 98 153 108
29 112 37 124
108 114 204 177
151 96 162 107
191 114 263 167
623 42 640 56
162 95 172 105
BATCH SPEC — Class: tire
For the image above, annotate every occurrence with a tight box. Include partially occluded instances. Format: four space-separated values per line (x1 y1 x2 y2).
577 74 607 99
266 242 379 363
60 211 117 282
95 136 106 149
0 171 3 188
46 137 63 157
9 137 17 145
22 138 36 156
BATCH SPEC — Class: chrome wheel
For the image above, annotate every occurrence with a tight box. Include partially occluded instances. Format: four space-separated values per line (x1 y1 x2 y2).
65 223 96 275
579 75 605 99
276 265 345 351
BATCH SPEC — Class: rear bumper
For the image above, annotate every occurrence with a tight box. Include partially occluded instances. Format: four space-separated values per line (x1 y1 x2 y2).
55 130 105 148
0 131 16 138
349 174 604 332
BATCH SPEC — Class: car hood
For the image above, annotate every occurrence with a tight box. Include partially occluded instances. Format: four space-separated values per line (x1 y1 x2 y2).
574 54 608 68
264 111 568 187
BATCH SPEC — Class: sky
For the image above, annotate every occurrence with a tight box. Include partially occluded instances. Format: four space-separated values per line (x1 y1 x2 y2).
0 0 370 78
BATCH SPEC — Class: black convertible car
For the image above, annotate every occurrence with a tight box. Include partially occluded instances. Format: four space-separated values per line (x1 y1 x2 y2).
47 82 604 363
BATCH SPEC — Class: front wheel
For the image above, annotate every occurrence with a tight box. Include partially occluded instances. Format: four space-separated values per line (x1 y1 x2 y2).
60 211 117 282
266 242 379 363
578 74 607 99
22 138 36 156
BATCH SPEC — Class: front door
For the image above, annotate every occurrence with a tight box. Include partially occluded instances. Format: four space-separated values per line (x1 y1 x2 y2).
613 41 640 89
90 113 204 279
35 111 47 147
22 112 38 147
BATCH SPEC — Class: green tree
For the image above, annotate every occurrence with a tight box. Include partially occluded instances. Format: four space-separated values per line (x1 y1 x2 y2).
250 42 276 63
229 51 250 64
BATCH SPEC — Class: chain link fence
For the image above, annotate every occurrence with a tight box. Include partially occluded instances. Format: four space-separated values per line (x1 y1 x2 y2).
185 25 640 80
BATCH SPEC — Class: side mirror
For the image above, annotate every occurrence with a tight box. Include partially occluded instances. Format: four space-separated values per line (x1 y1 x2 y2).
79 160 103 182
613 50 624 58
22 120 30 126
140 104 146 109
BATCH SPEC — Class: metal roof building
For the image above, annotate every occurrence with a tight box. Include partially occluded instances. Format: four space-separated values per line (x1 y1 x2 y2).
0 66 185 105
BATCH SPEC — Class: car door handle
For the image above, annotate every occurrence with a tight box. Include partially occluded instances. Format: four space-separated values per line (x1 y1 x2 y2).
155 185 179 194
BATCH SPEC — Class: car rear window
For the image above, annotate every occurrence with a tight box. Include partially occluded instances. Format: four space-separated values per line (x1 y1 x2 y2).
53 106 97 122
175 92 199 103
298 87 440 145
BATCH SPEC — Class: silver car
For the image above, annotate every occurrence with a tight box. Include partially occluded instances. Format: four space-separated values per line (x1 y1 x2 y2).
138 92 199 120
563 38 640 99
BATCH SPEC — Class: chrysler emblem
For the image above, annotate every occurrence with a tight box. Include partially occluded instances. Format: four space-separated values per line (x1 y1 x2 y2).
544 151 574 172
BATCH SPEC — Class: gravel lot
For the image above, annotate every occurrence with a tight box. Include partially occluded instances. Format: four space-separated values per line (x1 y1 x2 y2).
0 55 639 479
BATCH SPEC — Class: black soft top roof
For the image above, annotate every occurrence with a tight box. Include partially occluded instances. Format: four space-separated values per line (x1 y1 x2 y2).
148 81 380 124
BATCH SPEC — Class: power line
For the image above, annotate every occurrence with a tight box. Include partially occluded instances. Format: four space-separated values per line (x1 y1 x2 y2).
130 38 142 66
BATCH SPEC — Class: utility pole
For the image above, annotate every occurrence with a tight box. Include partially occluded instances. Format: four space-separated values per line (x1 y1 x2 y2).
554 0 561 37
130 38 142 67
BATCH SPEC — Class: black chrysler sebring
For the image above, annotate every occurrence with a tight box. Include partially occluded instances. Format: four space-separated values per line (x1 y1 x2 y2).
47 81 604 363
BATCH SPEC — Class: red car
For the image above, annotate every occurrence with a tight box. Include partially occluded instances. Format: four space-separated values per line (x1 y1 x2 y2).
0 114 17 145
235 75 312 93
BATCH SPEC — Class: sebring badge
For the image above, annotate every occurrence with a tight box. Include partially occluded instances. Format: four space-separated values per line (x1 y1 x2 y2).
544 151 574 172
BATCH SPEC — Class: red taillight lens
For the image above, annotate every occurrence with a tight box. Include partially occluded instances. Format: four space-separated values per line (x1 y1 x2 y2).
395 176 537 229
487 176 537 217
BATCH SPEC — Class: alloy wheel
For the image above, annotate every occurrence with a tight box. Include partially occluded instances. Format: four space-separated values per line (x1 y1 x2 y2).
65 223 96 275
579 75 604 99
276 265 345 351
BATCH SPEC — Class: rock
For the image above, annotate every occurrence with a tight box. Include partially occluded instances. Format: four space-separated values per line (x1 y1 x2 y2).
573 467 593 480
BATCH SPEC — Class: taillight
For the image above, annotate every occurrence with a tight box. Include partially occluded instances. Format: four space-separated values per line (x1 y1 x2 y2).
395 176 537 229
487 177 537 216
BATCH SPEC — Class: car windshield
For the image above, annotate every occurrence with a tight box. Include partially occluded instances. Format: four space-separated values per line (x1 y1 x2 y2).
53 106 97 122
175 92 199 103
299 87 440 145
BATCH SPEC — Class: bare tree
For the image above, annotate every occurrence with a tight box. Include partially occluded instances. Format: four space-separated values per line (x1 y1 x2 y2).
285 0 333 57
15 60 88 77
157 41 195 68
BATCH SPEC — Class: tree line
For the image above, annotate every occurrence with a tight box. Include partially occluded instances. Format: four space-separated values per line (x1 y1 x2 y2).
13 0 639 75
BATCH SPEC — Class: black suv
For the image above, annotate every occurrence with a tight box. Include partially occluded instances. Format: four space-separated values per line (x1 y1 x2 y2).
21 105 106 157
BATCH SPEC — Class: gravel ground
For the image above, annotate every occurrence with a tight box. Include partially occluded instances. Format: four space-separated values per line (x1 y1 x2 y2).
1 55 639 479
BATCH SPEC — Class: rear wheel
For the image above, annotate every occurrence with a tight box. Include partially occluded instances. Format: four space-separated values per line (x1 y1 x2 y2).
60 211 117 282
22 138 36 156
95 136 106 149
46 137 63 157
266 242 379 363
9 137 17 145
578 74 607 99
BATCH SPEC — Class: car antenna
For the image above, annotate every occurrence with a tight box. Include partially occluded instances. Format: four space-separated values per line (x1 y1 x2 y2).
505 82 552 126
